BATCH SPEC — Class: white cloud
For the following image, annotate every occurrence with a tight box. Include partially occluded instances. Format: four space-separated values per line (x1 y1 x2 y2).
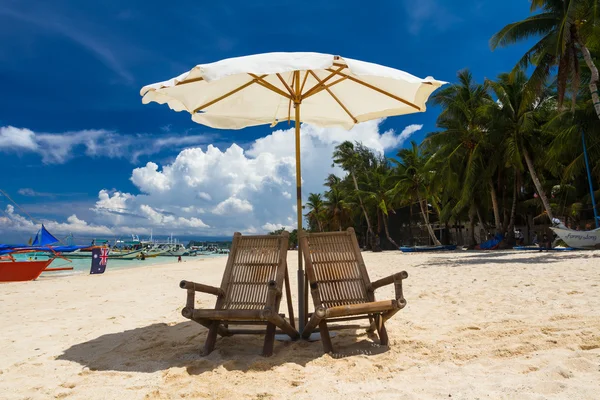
0 126 217 164
17 188 53 197
2 119 423 239
131 162 172 193
86 119 417 236
0 205 144 238
212 197 253 215
262 222 293 232
398 124 423 142
0 126 38 151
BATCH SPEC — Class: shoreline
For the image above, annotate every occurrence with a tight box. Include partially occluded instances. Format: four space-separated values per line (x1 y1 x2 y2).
34 253 228 280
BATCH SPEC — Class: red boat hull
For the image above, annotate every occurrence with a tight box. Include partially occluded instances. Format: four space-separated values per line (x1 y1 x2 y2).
0 259 54 282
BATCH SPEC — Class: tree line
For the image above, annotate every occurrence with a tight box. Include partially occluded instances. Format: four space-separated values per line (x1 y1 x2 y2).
272 0 600 249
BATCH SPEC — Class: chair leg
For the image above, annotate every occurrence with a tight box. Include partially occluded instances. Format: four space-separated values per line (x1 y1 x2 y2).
319 320 334 353
270 313 300 340
301 312 322 339
375 315 389 346
194 318 232 337
262 322 277 357
284 267 295 330
202 321 219 356
366 314 375 333
303 275 309 327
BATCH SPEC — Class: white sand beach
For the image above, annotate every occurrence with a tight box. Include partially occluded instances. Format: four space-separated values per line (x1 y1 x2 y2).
2 250 600 399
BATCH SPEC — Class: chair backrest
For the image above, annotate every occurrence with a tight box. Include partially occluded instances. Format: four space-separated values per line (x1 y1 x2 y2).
218 232 289 310
299 228 373 308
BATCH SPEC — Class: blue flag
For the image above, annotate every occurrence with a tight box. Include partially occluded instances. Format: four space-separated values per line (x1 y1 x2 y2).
90 247 109 274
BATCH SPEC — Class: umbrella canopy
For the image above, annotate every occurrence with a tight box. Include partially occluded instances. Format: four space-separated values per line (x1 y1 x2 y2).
141 52 445 331
140 52 445 129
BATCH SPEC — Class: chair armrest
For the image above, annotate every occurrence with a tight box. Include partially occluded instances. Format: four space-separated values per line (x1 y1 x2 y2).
180 280 224 297
370 271 408 291
370 271 408 308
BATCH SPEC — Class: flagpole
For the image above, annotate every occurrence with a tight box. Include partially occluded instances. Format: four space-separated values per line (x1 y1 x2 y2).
582 130 599 228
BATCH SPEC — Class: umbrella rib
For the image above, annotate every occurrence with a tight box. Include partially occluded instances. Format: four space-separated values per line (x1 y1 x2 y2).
301 66 346 98
302 76 348 100
287 73 295 124
192 74 268 113
248 74 292 99
276 73 296 98
299 71 310 96
174 77 204 86
308 70 357 124
325 68 422 111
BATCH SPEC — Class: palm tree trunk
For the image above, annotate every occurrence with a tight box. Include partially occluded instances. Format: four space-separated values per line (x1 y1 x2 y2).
468 208 476 246
507 170 518 241
454 221 461 245
522 147 554 221
417 195 441 246
382 214 399 249
502 182 509 233
578 40 600 121
351 172 374 241
488 180 502 233
476 207 485 241
408 203 415 246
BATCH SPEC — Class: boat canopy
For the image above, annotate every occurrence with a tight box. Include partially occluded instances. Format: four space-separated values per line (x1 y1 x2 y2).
0 245 87 255
31 225 60 246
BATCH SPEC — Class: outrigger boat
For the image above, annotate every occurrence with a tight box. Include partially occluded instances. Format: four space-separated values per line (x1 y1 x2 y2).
67 248 144 260
400 244 457 253
0 254 54 282
550 222 600 250
0 225 74 282
550 130 600 250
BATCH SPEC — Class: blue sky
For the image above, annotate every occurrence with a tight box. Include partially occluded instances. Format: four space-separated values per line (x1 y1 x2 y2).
0 0 535 242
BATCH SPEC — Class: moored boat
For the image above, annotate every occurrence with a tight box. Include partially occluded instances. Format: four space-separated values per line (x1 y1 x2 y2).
550 223 600 250
513 245 578 251
400 245 457 253
0 254 54 282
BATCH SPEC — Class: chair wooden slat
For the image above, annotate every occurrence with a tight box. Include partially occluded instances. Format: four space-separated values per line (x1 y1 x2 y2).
180 232 299 356
299 228 408 353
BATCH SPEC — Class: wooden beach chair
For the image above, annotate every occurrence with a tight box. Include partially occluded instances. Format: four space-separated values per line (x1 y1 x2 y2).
299 228 408 353
180 232 299 356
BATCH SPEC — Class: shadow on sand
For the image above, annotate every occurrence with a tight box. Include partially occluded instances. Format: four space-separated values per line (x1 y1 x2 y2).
57 320 389 375
416 251 597 267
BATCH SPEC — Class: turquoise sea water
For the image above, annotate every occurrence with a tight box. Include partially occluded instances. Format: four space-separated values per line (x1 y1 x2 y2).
12 253 227 278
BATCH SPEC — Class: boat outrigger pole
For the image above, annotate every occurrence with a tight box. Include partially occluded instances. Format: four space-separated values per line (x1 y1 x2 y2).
582 130 599 229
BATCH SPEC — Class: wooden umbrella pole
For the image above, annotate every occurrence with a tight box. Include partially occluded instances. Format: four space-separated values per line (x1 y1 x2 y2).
294 70 305 333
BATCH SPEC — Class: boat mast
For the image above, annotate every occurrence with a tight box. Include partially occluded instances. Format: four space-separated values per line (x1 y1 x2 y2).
582 130 599 228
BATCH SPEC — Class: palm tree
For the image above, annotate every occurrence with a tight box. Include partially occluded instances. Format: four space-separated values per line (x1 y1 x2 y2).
491 0 600 120
323 176 352 231
546 96 600 181
359 160 400 248
486 70 556 221
393 142 442 246
426 70 504 233
332 141 376 244
546 95 600 219
304 193 326 232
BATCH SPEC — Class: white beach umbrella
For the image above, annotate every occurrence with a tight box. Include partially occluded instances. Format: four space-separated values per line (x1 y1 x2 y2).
140 52 446 330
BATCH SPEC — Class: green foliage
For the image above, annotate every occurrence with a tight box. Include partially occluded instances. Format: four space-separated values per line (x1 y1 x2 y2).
268 228 298 248
299 0 600 244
